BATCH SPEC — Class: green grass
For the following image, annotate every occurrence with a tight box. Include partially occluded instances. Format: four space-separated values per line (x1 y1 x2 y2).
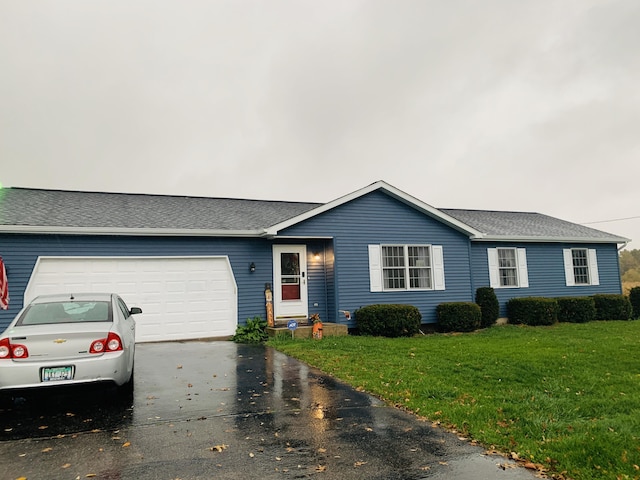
268 321 640 480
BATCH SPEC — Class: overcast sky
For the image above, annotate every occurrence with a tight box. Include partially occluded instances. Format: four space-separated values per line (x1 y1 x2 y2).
1 0 638 248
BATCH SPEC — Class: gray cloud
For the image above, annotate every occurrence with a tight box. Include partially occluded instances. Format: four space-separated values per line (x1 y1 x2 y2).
0 0 638 246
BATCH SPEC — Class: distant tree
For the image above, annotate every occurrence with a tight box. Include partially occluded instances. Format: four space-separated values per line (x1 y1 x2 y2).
623 269 640 283
619 249 640 276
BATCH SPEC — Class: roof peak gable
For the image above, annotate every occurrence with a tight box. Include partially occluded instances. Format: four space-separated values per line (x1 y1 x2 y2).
264 180 484 237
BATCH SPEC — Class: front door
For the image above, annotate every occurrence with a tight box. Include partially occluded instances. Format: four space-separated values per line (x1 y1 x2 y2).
273 245 308 322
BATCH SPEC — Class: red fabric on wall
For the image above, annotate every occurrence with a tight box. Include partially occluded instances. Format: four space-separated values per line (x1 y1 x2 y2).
0 257 8 310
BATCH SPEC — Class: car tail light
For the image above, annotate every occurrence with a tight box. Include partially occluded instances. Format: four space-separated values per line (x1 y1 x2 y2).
90 332 123 354
0 338 29 359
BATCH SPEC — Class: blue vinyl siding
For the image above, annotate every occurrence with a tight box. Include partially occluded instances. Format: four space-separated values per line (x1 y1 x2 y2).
280 191 473 325
0 234 277 331
470 242 623 316
1 190 625 332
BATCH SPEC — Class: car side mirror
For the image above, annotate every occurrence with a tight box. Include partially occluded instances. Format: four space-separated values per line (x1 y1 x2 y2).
130 307 143 315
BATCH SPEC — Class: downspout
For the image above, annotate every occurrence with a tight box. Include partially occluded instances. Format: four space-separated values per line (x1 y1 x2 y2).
467 239 475 301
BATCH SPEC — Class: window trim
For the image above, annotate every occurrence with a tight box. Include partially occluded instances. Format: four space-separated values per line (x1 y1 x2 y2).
488 247 529 289
369 244 445 292
563 248 600 286
382 245 432 291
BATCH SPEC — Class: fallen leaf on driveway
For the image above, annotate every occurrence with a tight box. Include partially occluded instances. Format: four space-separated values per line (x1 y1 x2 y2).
38 426 48 430
122 442 131 447
315 465 327 472
62 463 71 469
354 461 367 467
209 444 227 452
42 448 53 453
249 452 255 458
177 365 183 369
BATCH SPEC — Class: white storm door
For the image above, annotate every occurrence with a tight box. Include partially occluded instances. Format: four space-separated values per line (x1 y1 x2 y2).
273 245 308 320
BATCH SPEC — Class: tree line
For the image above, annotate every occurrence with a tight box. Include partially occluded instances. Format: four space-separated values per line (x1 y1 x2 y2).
620 249 640 282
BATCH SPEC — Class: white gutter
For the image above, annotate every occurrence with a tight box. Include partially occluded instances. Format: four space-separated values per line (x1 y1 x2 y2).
0 225 265 237
472 235 631 244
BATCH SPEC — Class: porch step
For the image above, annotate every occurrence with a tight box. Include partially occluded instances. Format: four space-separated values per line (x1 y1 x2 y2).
266 323 348 339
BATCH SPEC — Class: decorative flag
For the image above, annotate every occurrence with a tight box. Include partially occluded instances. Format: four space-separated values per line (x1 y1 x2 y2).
0 256 8 310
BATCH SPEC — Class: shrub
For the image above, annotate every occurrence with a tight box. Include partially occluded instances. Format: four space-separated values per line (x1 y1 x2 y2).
355 304 422 337
436 302 481 333
232 316 268 343
507 297 558 326
629 287 640 319
557 297 596 323
475 287 499 328
592 294 632 320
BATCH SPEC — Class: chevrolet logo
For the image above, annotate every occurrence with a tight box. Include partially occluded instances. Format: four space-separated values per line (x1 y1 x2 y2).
53 339 67 344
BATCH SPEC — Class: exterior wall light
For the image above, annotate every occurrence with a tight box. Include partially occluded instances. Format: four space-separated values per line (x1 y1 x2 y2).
249 262 256 273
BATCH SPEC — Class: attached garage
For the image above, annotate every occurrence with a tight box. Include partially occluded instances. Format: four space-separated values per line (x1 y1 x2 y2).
23 256 238 343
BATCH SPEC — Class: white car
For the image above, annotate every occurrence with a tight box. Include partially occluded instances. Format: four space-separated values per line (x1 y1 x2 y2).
0 293 139 395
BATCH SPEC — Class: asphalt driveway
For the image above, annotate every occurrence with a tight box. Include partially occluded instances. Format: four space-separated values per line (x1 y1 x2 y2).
0 341 542 480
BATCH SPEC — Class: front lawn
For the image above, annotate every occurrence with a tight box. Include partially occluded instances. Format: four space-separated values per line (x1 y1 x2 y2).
268 321 640 480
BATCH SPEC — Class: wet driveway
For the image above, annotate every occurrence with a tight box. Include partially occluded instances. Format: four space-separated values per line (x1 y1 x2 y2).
0 342 541 479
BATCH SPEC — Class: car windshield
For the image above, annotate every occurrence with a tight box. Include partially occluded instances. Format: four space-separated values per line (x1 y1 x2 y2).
18 301 112 325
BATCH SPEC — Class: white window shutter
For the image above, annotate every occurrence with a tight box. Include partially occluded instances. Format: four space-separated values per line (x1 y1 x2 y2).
432 245 445 290
588 249 600 286
487 248 499 288
517 248 529 288
563 249 575 286
368 245 382 292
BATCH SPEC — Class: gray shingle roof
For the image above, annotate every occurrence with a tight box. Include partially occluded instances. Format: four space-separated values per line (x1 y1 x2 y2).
0 186 628 243
0 188 321 232
440 209 626 242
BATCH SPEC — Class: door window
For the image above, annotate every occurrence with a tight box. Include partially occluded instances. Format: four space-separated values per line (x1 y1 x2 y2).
280 253 301 300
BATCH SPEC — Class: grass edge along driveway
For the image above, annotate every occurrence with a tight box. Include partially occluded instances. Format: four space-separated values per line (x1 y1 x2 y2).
269 321 640 480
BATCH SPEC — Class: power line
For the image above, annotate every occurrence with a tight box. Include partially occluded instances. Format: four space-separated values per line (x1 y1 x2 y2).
580 215 640 225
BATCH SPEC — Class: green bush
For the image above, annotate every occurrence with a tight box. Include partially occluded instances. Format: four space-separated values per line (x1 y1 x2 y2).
507 297 558 326
592 294 632 320
436 302 481 332
629 287 640 320
355 304 422 337
232 316 268 343
475 287 499 328
557 297 596 323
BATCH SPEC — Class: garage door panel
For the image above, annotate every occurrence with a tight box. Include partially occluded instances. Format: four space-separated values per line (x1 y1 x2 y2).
24 256 238 342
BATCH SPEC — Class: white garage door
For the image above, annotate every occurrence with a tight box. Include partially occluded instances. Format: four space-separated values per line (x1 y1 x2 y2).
24 256 238 343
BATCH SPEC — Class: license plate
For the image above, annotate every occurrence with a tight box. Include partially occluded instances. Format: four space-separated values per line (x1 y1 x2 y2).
42 366 74 382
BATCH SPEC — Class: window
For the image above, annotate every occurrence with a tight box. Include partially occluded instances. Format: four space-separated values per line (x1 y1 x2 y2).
488 248 529 288
382 246 406 289
497 248 518 287
572 249 589 284
563 248 599 286
369 244 445 292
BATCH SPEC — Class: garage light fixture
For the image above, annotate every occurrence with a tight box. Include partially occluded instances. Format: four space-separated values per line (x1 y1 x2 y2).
249 262 256 273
